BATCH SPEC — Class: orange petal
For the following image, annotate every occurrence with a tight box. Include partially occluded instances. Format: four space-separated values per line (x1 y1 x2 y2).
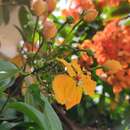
81 75 96 96
10 55 24 67
52 74 76 105
65 86 82 110
103 60 122 74
71 59 83 75
57 59 76 77
113 85 122 94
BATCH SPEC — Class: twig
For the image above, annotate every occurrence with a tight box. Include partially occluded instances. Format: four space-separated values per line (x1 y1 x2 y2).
53 104 78 130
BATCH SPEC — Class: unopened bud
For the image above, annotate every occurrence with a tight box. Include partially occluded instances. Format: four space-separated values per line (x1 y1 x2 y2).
31 0 48 16
43 20 57 39
66 16 74 24
83 9 98 22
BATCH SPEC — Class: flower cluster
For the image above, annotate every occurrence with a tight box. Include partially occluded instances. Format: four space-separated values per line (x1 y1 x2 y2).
98 0 122 7
81 18 130 93
93 19 130 65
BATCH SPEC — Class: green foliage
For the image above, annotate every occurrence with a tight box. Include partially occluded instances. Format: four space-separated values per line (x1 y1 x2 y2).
0 0 30 25
0 61 19 81
1 0 130 130
27 84 63 130
41 95 63 130
8 102 50 130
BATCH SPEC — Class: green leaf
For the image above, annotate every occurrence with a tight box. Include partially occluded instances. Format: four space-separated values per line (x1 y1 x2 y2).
28 84 63 130
8 102 50 130
0 61 19 81
14 25 26 41
41 95 63 130
0 123 11 130
0 78 12 95
19 6 29 30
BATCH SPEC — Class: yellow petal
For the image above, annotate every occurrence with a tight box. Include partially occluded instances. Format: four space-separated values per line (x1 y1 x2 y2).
71 59 83 75
81 75 96 96
52 74 76 105
57 59 76 77
65 86 82 110
103 60 122 74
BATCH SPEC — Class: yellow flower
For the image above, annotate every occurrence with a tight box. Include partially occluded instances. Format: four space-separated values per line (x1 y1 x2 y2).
52 59 96 109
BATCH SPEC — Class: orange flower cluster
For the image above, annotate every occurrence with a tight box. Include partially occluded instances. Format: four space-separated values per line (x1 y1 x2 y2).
81 19 130 93
98 0 121 7
107 68 130 93
62 0 97 22
93 19 130 65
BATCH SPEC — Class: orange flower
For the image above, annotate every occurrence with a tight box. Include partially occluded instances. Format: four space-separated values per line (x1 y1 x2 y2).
80 40 95 51
62 0 95 23
62 9 80 23
75 0 95 10
80 53 93 66
52 59 96 109
46 0 57 13
98 0 121 7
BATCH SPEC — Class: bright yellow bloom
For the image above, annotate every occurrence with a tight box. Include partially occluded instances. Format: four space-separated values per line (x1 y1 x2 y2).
52 59 96 110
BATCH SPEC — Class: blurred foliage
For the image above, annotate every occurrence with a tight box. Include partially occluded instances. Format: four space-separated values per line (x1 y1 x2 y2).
1 0 130 130
0 0 30 25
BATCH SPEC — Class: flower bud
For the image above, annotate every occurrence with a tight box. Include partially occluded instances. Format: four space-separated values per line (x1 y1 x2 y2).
83 9 98 22
43 20 57 39
31 0 48 16
46 0 57 13
66 16 74 24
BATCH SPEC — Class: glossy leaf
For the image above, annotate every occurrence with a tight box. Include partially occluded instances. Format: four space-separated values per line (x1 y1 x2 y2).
0 61 19 81
28 84 63 130
41 95 63 130
8 102 50 130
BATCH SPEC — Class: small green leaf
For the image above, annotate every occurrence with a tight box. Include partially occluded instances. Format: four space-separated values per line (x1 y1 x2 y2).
0 61 19 81
8 102 50 130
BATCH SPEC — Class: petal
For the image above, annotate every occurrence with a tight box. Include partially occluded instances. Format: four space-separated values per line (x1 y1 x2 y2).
81 75 96 96
103 60 122 74
52 74 76 105
71 59 83 75
57 59 76 77
11 55 24 67
65 86 82 110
